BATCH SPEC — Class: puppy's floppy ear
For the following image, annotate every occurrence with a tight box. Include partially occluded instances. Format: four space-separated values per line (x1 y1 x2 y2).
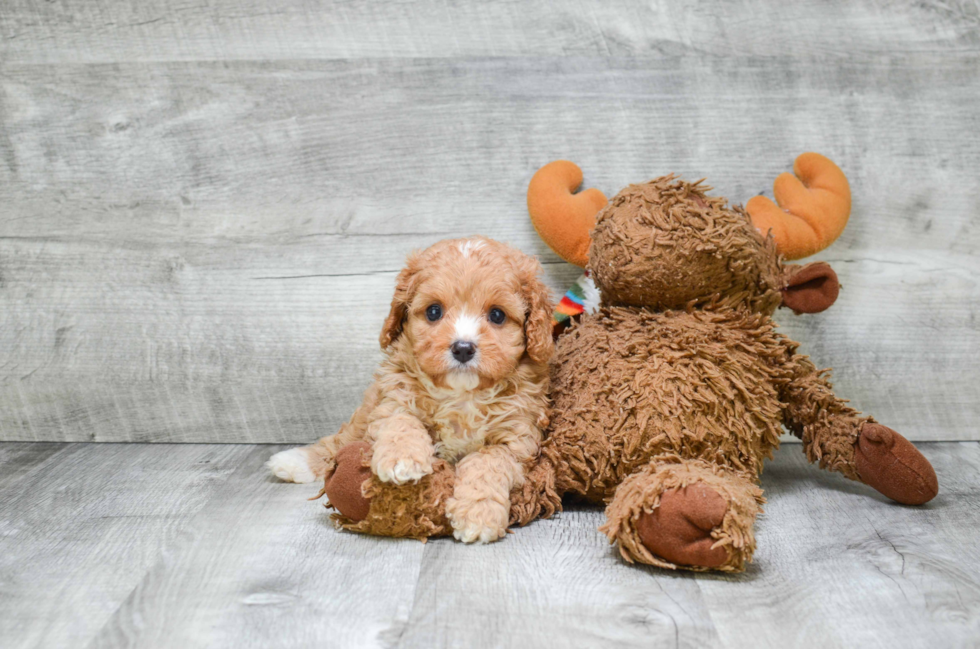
380 252 422 350
517 254 556 365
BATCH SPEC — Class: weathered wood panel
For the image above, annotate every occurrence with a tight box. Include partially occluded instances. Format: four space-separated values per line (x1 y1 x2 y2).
696 442 980 649
87 445 427 649
0 440 67 488
0 442 977 648
0 442 255 648
1 0 978 63
1 55 977 442
397 443 980 649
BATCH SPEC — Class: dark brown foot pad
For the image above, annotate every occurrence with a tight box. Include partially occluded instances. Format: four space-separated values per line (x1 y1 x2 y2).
855 423 938 505
323 441 373 521
636 483 729 568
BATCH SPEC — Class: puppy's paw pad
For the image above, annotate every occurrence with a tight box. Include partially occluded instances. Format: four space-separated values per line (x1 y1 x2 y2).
447 498 508 544
451 521 505 544
373 455 433 485
267 448 316 483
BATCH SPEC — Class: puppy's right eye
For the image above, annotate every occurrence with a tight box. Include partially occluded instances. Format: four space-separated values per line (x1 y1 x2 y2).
425 304 442 322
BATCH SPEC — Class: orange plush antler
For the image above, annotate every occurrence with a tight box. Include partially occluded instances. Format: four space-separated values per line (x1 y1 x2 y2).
527 161 608 267
746 153 851 260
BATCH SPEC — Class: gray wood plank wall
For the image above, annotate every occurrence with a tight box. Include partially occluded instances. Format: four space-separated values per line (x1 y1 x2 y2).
1 1 978 442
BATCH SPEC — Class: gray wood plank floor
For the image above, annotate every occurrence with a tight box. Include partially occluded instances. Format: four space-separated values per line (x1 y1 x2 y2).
2 1 979 443
1 442 977 649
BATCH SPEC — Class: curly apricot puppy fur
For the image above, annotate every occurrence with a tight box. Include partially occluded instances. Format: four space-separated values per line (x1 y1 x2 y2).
268 237 554 544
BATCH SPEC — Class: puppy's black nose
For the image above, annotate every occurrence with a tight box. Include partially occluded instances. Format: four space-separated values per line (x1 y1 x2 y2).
451 341 476 364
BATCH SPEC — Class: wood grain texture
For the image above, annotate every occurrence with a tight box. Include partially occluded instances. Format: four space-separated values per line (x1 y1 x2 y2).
0 442 977 648
0 442 255 648
395 444 980 649
2 52 977 442
87 445 427 649
697 442 980 649
0 441 68 488
1 0 978 63
2 0 979 443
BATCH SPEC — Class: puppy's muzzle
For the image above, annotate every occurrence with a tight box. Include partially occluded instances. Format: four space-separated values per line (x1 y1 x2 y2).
451 341 477 364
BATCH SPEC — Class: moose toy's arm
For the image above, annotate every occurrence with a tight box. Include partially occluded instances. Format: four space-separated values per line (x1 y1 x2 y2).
780 351 868 480
780 350 938 505
750 153 937 505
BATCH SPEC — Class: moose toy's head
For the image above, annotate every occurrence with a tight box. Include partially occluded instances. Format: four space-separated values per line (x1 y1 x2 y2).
527 153 851 316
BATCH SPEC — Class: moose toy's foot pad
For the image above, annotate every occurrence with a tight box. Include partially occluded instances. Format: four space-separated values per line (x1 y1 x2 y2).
323 442 373 521
855 423 939 505
635 483 730 568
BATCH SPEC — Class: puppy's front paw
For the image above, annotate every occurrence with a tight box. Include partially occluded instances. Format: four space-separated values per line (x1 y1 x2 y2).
446 497 509 544
369 415 436 485
371 449 434 485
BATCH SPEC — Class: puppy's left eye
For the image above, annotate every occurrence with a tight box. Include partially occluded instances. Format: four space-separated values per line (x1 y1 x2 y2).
425 304 443 322
488 308 506 325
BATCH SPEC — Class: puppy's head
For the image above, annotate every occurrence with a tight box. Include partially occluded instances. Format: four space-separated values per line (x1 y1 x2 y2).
380 237 554 390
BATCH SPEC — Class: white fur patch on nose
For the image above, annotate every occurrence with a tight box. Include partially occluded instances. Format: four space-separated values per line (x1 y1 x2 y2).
453 313 482 343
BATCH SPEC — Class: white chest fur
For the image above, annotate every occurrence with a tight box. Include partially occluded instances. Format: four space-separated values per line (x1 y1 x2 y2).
425 392 491 463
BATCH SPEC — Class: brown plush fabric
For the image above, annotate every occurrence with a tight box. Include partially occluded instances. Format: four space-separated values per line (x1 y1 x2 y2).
601 456 764 571
321 171 938 574
331 457 456 540
781 262 840 314
778 351 869 481
588 177 784 316
325 449 560 535
636 484 730 568
323 442 374 522
543 307 791 502
855 423 939 505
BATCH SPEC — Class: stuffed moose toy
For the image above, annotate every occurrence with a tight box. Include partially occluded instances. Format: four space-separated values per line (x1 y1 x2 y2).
319 153 938 572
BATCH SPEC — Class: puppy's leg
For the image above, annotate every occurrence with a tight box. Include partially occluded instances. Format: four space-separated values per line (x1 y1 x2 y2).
267 447 320 484
447 445 524 544
268 430 361 484
368 413 436 485
268 387 382 483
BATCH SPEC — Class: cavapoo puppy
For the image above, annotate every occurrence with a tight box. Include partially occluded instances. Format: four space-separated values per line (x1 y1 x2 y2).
268 237 555 543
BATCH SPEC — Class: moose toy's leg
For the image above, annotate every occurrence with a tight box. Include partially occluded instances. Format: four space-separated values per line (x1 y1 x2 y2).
321 442 456 539
782 355 938 505
600 456 764 572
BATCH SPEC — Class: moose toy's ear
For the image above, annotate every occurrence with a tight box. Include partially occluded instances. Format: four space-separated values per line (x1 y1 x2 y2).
746 152 851 261
781 262 840 314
